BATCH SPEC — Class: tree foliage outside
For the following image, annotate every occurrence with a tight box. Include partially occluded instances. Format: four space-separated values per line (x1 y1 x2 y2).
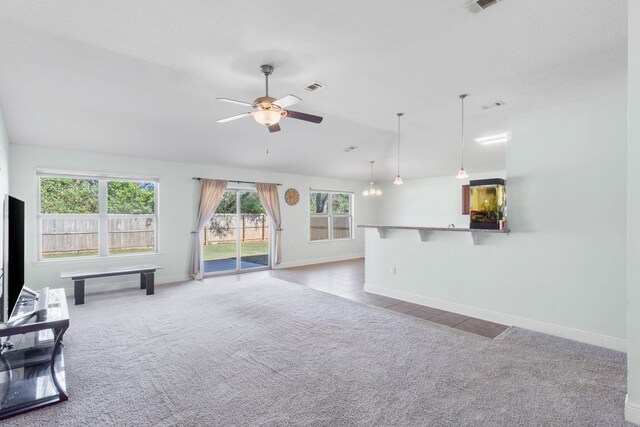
332 194 350 214
108 181 155 214
215 191 264 214
215 191 237 214
310 192 329 214
208 191 266 240
40 178 99 214
40 177 155 215
310 192 350 214
239 192 265 214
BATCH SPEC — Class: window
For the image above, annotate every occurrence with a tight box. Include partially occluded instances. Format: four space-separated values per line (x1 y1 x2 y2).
38 172 158 260
310 191 353 241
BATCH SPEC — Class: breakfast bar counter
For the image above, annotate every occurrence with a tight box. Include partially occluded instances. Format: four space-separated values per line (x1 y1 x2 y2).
357 224 510 245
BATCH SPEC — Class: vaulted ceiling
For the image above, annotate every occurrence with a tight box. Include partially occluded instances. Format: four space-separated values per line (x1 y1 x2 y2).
0 0 627 180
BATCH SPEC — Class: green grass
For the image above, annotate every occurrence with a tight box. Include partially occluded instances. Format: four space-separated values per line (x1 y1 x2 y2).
43 250 99 259
42 247 154 259
43 241 268 261
110 248 155 255
204 240 268 261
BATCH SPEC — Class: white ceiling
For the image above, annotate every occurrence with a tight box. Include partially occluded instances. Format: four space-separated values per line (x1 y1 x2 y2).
0 0 627 181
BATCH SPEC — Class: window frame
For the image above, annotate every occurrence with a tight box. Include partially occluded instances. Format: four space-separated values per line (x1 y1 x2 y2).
309 190 354 242
36 170 159 261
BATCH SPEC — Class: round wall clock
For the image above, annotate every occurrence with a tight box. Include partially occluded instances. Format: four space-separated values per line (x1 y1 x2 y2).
284 188 300 206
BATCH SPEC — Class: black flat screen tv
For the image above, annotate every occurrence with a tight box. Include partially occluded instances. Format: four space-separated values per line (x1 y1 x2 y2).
1 195 25 323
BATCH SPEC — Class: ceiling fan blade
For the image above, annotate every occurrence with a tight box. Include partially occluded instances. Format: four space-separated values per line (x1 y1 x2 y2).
216 98 255 108
267 123 281 133
217 112 253 123
285 110 323 124
273 94 302 108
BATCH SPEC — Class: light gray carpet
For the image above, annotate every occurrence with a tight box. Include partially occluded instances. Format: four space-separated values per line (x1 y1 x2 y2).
4 273 629 426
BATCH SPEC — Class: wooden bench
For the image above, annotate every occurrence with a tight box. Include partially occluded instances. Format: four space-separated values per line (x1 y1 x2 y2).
60 264 162 305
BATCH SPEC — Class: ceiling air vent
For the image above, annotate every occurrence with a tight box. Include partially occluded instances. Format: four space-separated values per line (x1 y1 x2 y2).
480 101 506 110
464 0 502 13
305 81 326 92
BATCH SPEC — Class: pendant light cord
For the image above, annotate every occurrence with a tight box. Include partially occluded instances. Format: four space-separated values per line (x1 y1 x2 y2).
461 97 464 167
460 93 468 169
460 94 467 168
397 113 403 176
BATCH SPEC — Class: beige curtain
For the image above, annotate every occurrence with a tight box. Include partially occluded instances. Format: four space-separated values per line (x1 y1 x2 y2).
190 179 228 279
256 183 282 265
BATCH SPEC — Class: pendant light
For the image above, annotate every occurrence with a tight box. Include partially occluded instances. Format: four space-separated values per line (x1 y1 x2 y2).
394 112 404 185
362 161 382 197
456 94 469 179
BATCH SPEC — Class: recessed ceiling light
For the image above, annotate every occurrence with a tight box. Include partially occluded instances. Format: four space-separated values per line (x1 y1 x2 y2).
475 133 508 145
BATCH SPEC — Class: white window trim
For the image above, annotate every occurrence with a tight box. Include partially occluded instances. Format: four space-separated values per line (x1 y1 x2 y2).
36 168 159 182
36 171 159 261
309 190 354 242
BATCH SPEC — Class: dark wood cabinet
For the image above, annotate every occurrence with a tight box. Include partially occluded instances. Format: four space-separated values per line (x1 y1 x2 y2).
462 184 470 215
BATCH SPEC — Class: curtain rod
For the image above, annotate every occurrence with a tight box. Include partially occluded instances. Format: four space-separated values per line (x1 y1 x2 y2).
192 177 282 186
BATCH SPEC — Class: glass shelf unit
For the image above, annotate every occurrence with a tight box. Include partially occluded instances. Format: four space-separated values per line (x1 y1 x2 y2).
0 288 69 420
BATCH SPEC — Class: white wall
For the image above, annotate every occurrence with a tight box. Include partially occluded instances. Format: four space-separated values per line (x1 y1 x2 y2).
626 0 640 422
9 145 374 291
374 171 505 228
366 92 627 351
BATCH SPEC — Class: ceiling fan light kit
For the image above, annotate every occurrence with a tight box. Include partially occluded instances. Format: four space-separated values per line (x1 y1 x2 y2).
216 64 323 133
253 109 284 126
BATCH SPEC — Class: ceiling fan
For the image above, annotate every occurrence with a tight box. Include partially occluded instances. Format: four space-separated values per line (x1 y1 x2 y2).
216 64 323 133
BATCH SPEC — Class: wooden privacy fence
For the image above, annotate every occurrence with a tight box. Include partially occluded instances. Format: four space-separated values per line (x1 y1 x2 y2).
310 215 351 240
41 217 154 254
205 214 269 244
109 217 154 250
41 214 267 255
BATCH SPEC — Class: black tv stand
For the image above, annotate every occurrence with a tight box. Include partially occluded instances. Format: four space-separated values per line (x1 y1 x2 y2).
0 287 69 420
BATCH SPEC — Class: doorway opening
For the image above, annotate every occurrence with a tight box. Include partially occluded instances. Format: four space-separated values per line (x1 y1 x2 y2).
203 190 270 274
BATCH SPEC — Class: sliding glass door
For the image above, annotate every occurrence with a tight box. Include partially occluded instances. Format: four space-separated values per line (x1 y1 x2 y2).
203 190 270 274
204 191 238 273
239 192 269 270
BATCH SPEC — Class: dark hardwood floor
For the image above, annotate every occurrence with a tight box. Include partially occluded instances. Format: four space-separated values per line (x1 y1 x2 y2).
270 258 509 339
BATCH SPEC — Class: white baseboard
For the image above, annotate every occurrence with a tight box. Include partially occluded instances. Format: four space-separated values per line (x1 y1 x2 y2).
364 284 626 352
275 254 364 269
626 395 640 425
